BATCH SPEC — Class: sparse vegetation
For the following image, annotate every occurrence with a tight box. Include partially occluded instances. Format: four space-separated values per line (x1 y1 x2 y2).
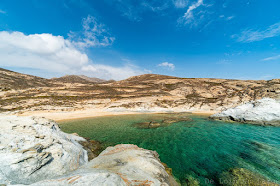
0 68 280 113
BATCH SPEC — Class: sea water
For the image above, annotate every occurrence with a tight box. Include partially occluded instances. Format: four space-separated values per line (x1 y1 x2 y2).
59 113 280 185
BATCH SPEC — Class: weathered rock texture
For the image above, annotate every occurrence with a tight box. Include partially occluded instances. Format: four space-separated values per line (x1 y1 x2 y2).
0 116 88 185
28 144 177 186
210 98 280 125
86 144 176 186
0 116 177 186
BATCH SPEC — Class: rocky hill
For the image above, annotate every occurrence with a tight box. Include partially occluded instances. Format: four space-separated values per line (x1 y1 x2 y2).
0 68 280 113
51 75 106 84
0 68 51 90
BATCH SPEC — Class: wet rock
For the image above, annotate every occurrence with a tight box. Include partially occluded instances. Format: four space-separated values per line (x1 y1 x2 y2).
78 137 102 161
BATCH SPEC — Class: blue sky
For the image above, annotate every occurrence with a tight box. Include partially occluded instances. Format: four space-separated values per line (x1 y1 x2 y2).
0 0 280 80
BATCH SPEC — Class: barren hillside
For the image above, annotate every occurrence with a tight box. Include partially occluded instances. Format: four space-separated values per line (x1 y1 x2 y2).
0 69 280 113
0 68 52 90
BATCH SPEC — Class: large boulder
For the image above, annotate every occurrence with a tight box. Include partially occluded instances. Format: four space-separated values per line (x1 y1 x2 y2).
22 169 127 186
210 98 280 125
22 144 178 186
0 116 88 185
85 144 176 186
0 116 178 186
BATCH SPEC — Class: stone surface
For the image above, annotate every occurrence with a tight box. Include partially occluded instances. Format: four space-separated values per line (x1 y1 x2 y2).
21 144 178 186
85 144 177 186
0 116 177 186
22 169 127 186
210 98 280 125
0 116 88 185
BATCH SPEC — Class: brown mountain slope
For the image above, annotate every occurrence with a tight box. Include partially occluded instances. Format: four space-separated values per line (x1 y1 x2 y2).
0 71 280 113
0 68 52 90
78 75 107 83
51 75 107 84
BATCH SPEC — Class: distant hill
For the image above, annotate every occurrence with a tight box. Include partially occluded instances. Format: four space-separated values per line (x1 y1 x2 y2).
120 74 180 82
0 68 51 90
78 75 107 83
0 69 280 113
51 75 107 84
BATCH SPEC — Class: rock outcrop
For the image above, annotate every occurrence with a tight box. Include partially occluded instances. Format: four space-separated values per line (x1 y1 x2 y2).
210 98 280 125
0 116 88 185
0 116 177 185
28 144 177 186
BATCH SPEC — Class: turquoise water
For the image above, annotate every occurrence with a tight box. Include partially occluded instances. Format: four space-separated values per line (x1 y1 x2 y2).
59 113 280 185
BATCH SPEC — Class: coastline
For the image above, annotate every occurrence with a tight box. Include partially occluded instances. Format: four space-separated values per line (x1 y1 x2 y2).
13 108 216 122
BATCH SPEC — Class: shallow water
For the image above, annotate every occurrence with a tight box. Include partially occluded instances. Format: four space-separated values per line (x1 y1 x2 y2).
59 113 280 185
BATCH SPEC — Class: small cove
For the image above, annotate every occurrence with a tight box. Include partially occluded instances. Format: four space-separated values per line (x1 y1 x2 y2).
59 113 280 185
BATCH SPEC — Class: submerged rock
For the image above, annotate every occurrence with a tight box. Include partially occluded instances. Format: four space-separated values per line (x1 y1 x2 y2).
134 121 162 129
219 168 277 186
134 114 192 129
0 116 88 185
210 98 280 126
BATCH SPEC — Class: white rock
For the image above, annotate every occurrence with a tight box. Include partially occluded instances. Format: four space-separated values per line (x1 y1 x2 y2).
0 116 88 185
210 98 280 125
0 116 177 185
85 144 174 186
21 169 127 186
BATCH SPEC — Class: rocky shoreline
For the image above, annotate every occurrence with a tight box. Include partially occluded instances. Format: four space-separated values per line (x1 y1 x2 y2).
210 98 280 126
0 116 178 185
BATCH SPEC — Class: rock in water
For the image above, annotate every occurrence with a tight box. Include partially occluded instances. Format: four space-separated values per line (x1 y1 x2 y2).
210 98 280 126
219 168 277 186
0 116 88 185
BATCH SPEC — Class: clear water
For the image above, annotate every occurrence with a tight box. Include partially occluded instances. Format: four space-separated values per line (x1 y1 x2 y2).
59 113 280 185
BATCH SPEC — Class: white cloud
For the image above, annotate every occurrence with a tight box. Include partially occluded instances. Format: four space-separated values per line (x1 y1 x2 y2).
226 16 235 20
109 0 170 21
262 54 280 61
141 2 169 12
180 0 203 24
69 15 115 48
0 31 145 80
173 0 189 8
0 9 6 14
81 64 147 80
234 22 280 43
158 62 175 70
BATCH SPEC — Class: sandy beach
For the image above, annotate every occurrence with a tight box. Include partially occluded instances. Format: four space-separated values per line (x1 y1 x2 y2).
16 108 216 122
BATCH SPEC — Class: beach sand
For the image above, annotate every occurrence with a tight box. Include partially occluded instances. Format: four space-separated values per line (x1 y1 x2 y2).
16 108 216 122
